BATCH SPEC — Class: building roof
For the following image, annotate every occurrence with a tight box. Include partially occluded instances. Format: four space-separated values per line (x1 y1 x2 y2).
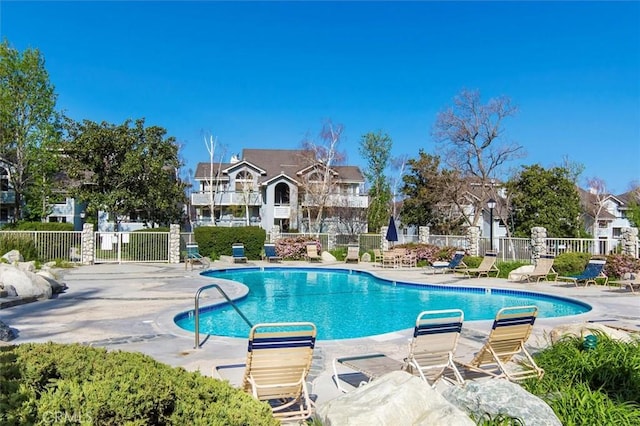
194 148 364 184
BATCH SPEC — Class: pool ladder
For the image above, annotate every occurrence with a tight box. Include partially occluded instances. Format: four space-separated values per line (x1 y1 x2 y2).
194 283 253 349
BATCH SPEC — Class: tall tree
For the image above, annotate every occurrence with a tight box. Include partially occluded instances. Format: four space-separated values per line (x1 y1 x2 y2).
64 118 187 230
299 119 345 233
506 164 583 237
358 131 392 232
584 177 609 238
432 89 524 227
399 150 466 234
0 40 62 221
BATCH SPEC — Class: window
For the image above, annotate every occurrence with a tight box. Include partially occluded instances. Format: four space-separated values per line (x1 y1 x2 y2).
0 168 8 191
235 170 254 192
613 227 622 238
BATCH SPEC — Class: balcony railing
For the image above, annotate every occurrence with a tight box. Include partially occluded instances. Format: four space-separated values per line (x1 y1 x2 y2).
191 191 262 206
301 194 369 208
0 191 15 204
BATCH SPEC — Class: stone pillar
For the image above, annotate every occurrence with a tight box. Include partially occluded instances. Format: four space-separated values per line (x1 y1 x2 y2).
270 225 281 243
381 226 389 251
466 226 480 256
418 226 430 245
530 227 547 263
328 232 336 251
620 227 639 258
169 224 181 264
81 223 94 265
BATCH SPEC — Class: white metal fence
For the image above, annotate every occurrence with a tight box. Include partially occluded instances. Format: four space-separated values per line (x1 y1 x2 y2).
0 231 83 263
94 232 170 263
1 230 636 264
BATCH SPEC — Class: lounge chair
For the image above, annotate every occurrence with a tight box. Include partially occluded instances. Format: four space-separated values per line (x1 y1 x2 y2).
344 245 360 263
381 249 401 268
558 259 608 287
457 251 499 278
402 309 465 387
425 251 467 274
400 249 417 268
263 243 282 263
306 243 321 262
519 254 558 283
232 243 248 263
216 322 317 422
610 272 640 293
372 249 384 265
332 309 465 392
184 243 210 270
456 305 544 381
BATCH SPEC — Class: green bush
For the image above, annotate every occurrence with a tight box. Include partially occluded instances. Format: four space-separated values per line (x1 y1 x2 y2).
463 255 482 269
1 221 74 231
0 342 277 425
522 335 640 424
495 261 529 279
0 234 40 262
194 226 266 260
552 252 591 276
330 247 347 261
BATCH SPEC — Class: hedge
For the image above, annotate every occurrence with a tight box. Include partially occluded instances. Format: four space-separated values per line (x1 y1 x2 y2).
0 342 278 425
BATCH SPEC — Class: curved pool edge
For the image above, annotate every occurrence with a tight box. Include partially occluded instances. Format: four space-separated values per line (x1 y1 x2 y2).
170 265 594 341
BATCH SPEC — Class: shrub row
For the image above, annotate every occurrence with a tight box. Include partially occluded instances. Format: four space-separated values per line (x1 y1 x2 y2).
194 226 266 260
0 342 277 425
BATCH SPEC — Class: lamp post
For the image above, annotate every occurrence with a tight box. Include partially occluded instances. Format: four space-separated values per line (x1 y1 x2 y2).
487 199 496 251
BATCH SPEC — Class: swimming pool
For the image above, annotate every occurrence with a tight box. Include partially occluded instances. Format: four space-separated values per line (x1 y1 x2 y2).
174 267 591 340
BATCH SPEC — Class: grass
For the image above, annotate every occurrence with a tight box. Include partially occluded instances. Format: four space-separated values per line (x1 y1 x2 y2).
522 333 640 425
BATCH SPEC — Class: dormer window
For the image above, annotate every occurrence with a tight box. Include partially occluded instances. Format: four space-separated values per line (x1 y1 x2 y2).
235 170 254 191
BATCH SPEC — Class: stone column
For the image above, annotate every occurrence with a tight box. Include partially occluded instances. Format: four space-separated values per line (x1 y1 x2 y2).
418 226 430 245
270 225 281 243
81 223 94 265
328 232 336 251
466 226 480 256
620 227 639 258
381 226 389 251
530 227 547 263
169 224 181 264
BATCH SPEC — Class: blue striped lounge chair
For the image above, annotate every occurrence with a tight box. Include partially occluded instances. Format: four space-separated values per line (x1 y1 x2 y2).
456 305 544 381
263 243 282 263
402 309 465 386
224 322 317 421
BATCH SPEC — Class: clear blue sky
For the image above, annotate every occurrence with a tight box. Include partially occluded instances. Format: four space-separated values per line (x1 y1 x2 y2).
2 1 639 194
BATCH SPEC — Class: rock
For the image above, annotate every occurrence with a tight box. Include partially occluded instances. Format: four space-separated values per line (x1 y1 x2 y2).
16 261 36 273
2 249 23 263
321 251 337 262
0 320 17 341
442 379 561 426
0 264 52 299
315 370 474 426
508 265 535 281
550 323 635 344
361 252 371 262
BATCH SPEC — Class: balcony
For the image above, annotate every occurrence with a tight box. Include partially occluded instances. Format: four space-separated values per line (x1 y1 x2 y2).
191 191 262 206
301 194 369 209
0 191 15 205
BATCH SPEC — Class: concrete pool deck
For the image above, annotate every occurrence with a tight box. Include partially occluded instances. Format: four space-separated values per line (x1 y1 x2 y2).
1 260 639 406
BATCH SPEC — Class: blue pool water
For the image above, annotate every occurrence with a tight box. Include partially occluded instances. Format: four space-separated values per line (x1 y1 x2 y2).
174 267 591 340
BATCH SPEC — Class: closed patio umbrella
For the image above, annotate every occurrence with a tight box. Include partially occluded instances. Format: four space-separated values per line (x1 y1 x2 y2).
386 216 398 245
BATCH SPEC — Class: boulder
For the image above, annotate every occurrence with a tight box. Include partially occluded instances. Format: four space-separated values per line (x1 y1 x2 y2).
442 379 561 426
508 265 535 281
550 322 635 344
361 252 371 262
315 371 474 426
16 261 36 273
0 264 55 299
2 249 23 263
321 251 337 262
0 320 17 341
